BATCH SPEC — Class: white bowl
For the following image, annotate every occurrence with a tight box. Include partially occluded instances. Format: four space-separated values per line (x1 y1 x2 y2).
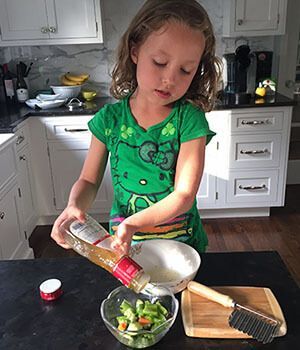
36 93 62 101
25 98 66 109
50 85 82 99
129 240 201 294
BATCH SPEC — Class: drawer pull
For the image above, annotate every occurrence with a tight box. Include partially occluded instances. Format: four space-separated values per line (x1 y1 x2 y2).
16 135 25 145
241 120 269 125
240 148 268 155
239 184 266 190
0 212 5 220
64 128 88 133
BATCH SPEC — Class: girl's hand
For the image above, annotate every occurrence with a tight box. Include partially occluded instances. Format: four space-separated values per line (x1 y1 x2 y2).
112 221 137 255
51 206 86 249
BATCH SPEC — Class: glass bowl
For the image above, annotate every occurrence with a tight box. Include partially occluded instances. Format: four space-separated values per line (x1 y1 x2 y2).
100 285 179 348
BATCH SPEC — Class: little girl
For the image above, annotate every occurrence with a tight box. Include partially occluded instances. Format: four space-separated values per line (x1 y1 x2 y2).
51 0 221 254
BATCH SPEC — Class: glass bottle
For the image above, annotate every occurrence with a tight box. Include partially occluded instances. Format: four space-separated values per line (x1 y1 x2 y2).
16 63 29 103
59 214 150 293
3 63 15 103
0 65 7 103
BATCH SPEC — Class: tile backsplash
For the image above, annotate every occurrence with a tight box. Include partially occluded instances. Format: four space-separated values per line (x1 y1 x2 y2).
0 0 275 97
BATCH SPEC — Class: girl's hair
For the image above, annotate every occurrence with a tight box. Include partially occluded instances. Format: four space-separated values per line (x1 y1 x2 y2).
110 0 222 112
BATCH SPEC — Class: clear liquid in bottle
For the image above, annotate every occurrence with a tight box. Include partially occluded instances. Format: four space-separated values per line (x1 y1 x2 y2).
59 214 150 293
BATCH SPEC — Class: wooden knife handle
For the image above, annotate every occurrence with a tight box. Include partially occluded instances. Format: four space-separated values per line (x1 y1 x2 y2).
187 281 235 308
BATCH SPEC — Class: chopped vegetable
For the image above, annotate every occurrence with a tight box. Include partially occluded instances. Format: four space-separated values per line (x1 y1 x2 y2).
114 298 171 348
138 317 151 325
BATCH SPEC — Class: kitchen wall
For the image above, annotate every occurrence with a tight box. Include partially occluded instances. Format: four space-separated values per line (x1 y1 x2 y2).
0 0 275 97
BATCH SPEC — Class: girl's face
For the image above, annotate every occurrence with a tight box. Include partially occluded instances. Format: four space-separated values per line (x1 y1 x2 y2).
131 20 206 106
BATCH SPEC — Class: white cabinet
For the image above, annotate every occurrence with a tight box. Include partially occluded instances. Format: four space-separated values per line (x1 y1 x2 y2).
197 106 292 217
0 183 24 259
223 0 287 37
29 116 113 223
48 140 113 211
0 135 34 259
0 0 103 46
14 124 38 237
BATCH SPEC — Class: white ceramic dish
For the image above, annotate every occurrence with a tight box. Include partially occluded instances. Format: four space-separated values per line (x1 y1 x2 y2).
50 85 82 99
25 99 66 110
129 240 201 294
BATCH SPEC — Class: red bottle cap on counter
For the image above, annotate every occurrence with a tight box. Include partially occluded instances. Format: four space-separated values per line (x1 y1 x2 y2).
39 278 63 301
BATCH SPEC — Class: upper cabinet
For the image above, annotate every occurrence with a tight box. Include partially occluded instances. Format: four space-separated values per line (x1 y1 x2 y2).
0 0 103 46
223 0 287 37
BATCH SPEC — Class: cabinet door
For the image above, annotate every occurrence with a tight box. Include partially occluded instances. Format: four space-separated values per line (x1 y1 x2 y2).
0 184 23 259
46 0 97 39
17 146 37 236
223 0 287 36
0 0 49 40
235 0 279 32
197 172 217 208
48 141 113 212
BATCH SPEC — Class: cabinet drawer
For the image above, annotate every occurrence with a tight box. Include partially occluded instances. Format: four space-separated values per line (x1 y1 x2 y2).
45 117 92 140
14 123 30 151
0 144 17 190
230 134 281 169
231 111 284 133
227 170 278 203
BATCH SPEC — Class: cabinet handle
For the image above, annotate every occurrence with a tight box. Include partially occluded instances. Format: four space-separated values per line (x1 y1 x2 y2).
0 212 5 220
41 26 49 33
239 184 266 190
241 120 269 125
16 135 25 145
237 19 244 25
49 26 57 33
19 155 26 161
64 128 88 133
240 148 268 155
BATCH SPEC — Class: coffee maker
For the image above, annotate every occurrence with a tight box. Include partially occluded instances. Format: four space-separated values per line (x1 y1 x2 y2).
222 45 257 103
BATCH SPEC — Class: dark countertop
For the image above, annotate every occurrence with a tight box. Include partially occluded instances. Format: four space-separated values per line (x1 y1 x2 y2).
0 251 299 350
0 93 296 133
0 97 112 133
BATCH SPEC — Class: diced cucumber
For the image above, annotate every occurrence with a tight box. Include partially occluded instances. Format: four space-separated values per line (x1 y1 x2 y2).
127 321 143 332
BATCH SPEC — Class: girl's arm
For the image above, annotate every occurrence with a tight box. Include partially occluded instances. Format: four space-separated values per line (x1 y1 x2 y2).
115 137 206 253
51 135 108 248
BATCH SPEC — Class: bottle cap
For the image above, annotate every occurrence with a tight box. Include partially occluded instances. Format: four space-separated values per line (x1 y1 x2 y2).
39 278 63 301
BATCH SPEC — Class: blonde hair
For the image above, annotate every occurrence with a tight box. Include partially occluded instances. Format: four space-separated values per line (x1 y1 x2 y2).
110 0 222 112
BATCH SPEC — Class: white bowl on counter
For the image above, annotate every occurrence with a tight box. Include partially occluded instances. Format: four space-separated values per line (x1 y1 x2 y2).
50 85 82 99
36 93 62 101
129 240 201 294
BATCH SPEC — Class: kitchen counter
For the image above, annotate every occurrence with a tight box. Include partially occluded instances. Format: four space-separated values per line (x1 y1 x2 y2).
0 96 112 133
0 251 299 349
0 93 296 133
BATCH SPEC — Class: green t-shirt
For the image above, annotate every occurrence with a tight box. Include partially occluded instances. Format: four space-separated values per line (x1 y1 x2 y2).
88 95 215 253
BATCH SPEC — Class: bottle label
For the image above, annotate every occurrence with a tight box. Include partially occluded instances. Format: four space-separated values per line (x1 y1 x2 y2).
17 88 29 102
4 80 14 98
112 256 142 286
69 217 112 250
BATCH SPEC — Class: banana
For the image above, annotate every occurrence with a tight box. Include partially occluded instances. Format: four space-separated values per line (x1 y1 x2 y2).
64 72 89 83
60 75 82 86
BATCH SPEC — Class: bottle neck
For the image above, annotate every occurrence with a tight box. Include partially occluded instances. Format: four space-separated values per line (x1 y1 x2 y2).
17 66 25 83
3 64 8 74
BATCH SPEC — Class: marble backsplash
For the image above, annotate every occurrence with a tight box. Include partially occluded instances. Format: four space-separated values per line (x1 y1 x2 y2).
0 0 275 98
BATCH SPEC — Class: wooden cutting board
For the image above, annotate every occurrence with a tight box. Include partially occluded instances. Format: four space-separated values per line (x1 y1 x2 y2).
181 286 287 339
